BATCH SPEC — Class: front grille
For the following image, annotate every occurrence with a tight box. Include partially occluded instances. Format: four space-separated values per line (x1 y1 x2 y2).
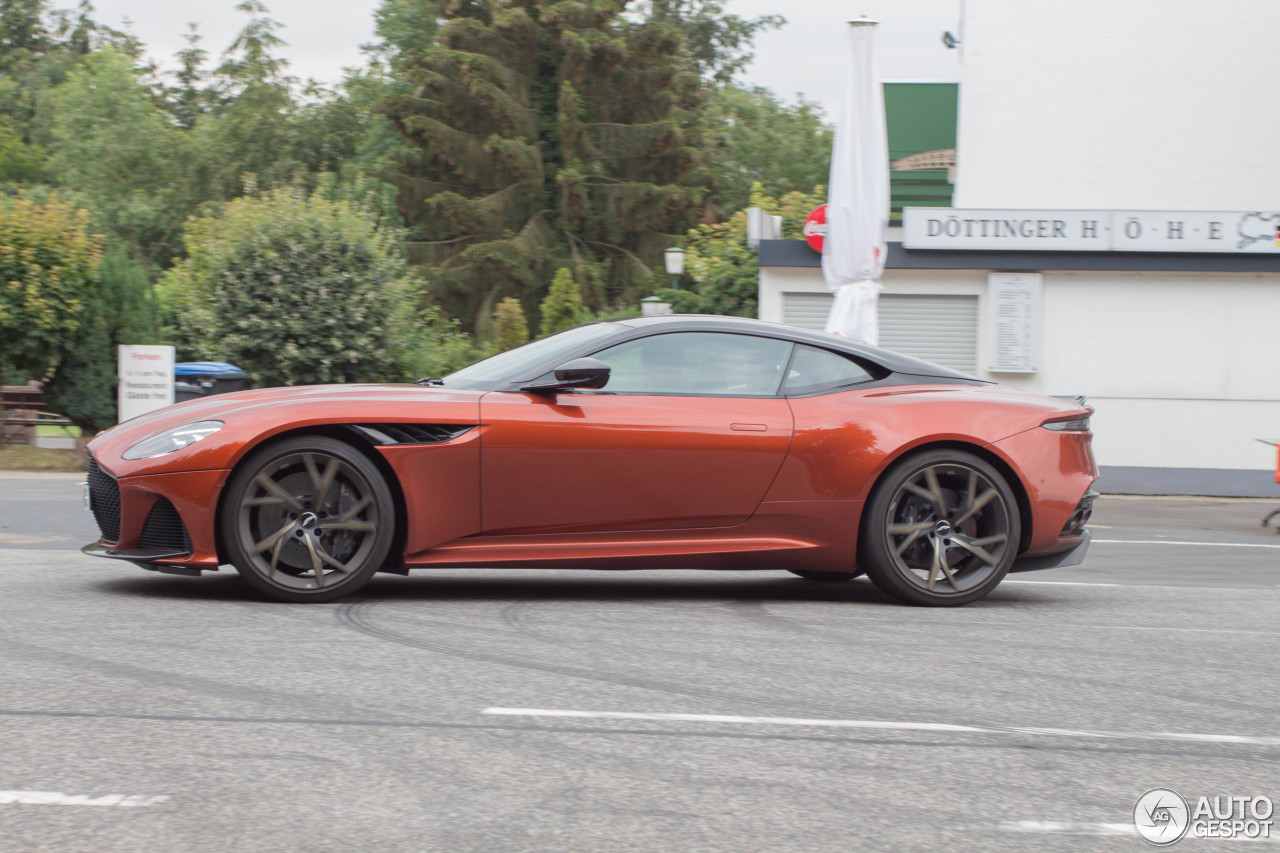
138 498 192 552
86 454 121 542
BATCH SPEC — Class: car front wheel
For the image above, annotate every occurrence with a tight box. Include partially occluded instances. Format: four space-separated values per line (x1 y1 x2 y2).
860 450 1020 606
221 436 395 603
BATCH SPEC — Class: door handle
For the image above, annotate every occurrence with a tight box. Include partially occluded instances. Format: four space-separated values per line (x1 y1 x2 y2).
730 423 768 432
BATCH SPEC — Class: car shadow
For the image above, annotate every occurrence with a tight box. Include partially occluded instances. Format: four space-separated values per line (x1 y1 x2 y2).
92 568 1056 609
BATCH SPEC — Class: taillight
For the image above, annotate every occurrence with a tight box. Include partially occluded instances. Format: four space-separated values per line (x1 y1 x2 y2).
1043 415 1091 432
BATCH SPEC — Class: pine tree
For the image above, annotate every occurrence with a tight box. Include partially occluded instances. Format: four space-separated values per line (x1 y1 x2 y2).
539 267 584 335
381 0 706 331
168 24 214 130
200 1 299 198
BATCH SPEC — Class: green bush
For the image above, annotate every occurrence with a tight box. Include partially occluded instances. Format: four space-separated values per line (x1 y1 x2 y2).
493 298 529 353
163 188 416 387
0 194 103 381
539 268 586 336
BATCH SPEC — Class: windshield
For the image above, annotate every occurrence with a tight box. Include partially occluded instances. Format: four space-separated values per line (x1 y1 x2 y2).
442 323 624 388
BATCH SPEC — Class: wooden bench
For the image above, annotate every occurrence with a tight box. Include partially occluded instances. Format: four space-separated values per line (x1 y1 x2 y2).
2 384 73 445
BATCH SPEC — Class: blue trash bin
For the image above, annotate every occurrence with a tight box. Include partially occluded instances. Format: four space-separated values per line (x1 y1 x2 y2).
174 362 246 402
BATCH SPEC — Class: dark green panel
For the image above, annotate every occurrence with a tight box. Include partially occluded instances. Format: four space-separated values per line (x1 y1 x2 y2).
884 83 958 161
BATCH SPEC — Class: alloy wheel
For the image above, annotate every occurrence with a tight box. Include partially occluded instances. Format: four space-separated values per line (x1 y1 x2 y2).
883 461 1012 594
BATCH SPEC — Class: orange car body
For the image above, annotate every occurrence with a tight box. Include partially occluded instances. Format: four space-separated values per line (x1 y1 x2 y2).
86 318 1096 581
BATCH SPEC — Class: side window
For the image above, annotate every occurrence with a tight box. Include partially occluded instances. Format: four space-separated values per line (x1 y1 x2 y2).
783 345 875 395
591 332 793 396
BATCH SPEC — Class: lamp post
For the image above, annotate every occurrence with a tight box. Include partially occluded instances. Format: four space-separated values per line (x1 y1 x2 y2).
664 247 685 290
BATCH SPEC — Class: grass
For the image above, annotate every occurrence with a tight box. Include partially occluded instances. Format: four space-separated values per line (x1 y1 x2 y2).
35 424 82 437
0 444 86 472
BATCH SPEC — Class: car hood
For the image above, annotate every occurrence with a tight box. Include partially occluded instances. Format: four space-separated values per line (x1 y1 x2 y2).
89 384 484 478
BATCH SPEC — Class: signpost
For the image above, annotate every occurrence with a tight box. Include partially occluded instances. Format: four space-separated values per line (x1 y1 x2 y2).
118 345 175 423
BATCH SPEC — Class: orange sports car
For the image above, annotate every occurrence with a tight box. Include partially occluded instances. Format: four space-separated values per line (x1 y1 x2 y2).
84 315 1097 606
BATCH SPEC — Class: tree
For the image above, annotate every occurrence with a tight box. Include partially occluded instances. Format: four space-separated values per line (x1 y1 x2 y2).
0 0 141 144
370 0 443 69
492 297 528 353
0 193 102 384
701 84 832 212
43 248 159 432
381 0 707 330
0 0 51 76
539 267 584 335
162 188 415 387
0 118 43 182
642 0 783 84
46 48 191 264
656 183 824 317
195 1 300 199
166 24 215 130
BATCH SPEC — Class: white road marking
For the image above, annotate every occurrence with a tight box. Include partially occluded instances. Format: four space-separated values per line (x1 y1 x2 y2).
973 820 1134 836
1094 538 1280 549
482 708 1280 746
1004 580 1123 586
975 821 1280 844
875 615 1280 637
0 791 169 807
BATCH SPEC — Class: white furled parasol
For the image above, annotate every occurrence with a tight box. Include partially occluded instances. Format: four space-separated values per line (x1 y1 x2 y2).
822 19 890 344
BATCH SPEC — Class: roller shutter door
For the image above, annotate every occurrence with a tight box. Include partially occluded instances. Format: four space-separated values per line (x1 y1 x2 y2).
780 292 978 374
780 293 833 330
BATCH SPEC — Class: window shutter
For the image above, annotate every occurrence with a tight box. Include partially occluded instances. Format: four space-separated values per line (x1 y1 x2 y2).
780 292 979 374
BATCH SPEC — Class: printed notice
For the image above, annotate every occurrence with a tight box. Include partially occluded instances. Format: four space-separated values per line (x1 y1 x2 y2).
988 273 1040 373
118 345 175 422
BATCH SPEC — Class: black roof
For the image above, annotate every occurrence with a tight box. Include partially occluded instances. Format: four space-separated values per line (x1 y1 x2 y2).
615 314 982 382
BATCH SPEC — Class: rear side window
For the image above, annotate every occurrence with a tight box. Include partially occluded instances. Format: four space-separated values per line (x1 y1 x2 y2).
783 345 875 395
591 332 792 396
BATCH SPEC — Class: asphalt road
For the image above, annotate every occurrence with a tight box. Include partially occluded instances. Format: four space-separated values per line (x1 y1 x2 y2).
1 472 1278 852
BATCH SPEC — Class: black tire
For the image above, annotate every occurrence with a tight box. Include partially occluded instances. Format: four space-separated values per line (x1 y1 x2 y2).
787 569 864 582
221 436 396 603
860 449 1020 606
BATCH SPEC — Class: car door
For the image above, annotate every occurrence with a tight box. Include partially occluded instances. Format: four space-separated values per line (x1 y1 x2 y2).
479 331 795 535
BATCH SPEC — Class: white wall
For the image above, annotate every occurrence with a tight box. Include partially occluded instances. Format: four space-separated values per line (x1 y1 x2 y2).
758 266 1280 470
953 0 1280 210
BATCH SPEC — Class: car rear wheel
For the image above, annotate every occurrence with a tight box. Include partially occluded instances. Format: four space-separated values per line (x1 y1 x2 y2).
787 569 864 582
860 450 1020 606
221 436 395 603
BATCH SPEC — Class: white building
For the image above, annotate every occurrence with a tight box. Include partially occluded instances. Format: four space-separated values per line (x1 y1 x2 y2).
758 0 1280 494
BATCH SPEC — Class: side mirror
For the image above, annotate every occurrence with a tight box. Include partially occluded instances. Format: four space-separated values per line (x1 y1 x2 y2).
521 357 611 393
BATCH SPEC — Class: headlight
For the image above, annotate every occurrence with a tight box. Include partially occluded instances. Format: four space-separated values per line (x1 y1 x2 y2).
123 421 224 460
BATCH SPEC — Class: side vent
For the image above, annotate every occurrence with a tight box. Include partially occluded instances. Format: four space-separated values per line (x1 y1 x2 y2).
347 424 475 446
138 498 193 553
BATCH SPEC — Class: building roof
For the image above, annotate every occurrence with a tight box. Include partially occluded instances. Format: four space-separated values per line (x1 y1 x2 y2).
758 239 1280 273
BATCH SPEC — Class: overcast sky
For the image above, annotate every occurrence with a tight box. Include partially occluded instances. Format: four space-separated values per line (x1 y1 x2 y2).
88 0 961 117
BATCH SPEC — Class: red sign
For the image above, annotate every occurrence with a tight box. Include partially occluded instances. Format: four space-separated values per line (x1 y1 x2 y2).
803 204 827 253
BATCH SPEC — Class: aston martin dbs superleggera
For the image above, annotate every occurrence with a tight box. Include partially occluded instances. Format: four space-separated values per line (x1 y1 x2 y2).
83 315 1097 605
